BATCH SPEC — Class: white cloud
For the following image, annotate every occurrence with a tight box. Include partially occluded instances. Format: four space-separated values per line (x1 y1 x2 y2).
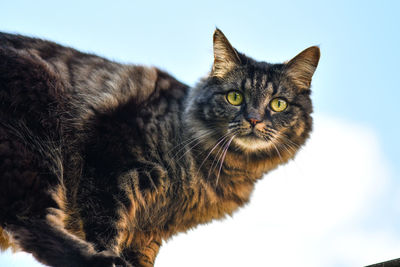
1 115 399 267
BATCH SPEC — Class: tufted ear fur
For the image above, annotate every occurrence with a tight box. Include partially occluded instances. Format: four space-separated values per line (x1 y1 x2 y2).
211 29 241 78
286 46 320 90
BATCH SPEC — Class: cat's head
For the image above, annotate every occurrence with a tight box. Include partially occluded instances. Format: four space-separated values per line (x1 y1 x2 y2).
185 29 320 162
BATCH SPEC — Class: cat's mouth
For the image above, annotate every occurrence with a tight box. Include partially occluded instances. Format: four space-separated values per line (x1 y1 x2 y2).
242 132 261 140
233 131 271 151
238 127 267 139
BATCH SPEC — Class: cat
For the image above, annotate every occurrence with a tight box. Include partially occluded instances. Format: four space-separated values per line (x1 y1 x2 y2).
0 29 320 267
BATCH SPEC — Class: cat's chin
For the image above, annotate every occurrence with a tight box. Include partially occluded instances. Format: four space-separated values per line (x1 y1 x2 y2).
233 136 271 151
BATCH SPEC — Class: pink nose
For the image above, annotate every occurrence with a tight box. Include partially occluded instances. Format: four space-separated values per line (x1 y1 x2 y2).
249 118 260 126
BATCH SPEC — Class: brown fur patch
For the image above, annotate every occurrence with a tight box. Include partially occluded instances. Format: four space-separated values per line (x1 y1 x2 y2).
0 227 18 252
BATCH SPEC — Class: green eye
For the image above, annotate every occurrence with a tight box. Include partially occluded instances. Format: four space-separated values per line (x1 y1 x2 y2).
270 98 288 112
226 91 244 106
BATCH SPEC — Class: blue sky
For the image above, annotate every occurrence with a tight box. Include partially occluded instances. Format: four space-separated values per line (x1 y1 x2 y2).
1 0 400 266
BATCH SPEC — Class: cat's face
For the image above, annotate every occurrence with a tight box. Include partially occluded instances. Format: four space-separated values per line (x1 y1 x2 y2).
186 29 320 159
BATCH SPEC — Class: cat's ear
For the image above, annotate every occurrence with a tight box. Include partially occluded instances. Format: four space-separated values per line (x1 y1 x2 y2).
286 46 320 90
212 28 241 78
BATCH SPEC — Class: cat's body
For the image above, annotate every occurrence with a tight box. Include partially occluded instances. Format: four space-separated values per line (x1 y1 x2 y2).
0 30 320 266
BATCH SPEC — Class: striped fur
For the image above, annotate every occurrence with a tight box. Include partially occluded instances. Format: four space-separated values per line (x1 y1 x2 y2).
0 29 319 266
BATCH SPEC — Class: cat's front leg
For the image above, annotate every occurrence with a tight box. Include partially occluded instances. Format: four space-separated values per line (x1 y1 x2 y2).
87 250 133 267
5 215 132 267
122 236 162 267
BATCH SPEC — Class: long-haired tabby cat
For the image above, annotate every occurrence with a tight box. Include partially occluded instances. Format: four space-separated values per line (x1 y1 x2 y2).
0 29 320 266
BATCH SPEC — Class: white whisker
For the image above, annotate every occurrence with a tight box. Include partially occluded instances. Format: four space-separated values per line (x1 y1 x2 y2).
168 130 213 159
270 139 283 163
215 134 236 186
195 132 233 177
208 133 233 179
